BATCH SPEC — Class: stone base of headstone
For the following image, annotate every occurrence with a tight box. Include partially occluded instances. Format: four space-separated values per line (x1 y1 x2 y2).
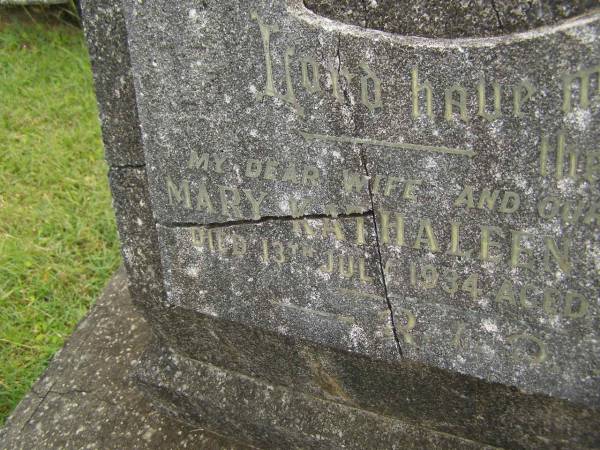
0 268 492 449
0 268 249 450
135 342 491 449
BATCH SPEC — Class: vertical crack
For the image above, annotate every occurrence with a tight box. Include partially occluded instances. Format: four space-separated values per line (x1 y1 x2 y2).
358 147 403 358
21 382 55 432
336 28 401 358
335 35 341 73
335 34 352 105
490 0 504 30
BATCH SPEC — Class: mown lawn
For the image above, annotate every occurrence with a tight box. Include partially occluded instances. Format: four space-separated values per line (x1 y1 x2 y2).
0 10 120 424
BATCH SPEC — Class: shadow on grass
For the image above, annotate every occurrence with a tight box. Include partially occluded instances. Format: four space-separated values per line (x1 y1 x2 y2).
0 1 81 29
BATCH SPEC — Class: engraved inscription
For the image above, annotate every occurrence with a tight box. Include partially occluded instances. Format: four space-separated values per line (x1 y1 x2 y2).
157 9 599 386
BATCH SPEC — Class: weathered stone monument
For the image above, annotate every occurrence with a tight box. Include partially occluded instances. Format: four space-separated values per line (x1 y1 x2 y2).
8 0 600 448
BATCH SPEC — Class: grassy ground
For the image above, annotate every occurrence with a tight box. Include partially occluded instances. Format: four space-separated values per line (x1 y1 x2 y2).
0 9 121 424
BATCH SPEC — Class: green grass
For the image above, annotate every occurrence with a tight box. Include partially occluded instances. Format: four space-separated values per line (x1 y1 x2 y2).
0 12 121 424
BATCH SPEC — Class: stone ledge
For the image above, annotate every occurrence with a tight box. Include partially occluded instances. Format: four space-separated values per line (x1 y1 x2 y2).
0 267 495 449
0 267 251 450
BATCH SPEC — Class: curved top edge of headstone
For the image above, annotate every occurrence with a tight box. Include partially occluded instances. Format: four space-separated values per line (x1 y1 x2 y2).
291 1 600 48
300 0 600 39
301 0 599 39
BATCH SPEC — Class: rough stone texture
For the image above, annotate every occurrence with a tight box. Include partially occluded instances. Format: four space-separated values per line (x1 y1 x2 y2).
80 0 166 325
123 0 371 224
109 167 165 311
0 268 251 450
156 217 398 361
77 0 600 446
80 0 144 166
120 0 600 406
149 312 600 448
136 342 498 450
341 8 600 406
0 268 508 450
126 297 600 448
304 0 599 38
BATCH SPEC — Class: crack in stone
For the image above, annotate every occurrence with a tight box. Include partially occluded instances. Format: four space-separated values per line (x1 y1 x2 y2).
357 147 404 359
48 388 97 396
337 32 402 358
335 34 353 104
157 201 404 359
21 382 55 432
490 0 504 30
158 211 372 229
45 385 122 407
335 35 342 74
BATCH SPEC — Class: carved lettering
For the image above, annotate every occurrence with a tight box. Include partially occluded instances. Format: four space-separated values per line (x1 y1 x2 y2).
411 67 433 119
359 62 382 113
562 64 600 112
444 84 468 123
301 56 321 93
477 77 501 121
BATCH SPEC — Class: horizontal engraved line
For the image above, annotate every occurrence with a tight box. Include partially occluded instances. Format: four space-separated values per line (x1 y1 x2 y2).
299 131 475 157
268 299 356 325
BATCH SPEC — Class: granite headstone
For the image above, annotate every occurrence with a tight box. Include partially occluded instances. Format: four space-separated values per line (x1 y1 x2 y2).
81 0 600 447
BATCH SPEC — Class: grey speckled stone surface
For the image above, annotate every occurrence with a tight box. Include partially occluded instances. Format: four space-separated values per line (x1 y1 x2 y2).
304 0 599 38
156 217 398 362
0 268 501 450
80 0 144 166
120 0 600 407
78 0 600 447
136 340 499 450
109 167 165 311
0 268 251 450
